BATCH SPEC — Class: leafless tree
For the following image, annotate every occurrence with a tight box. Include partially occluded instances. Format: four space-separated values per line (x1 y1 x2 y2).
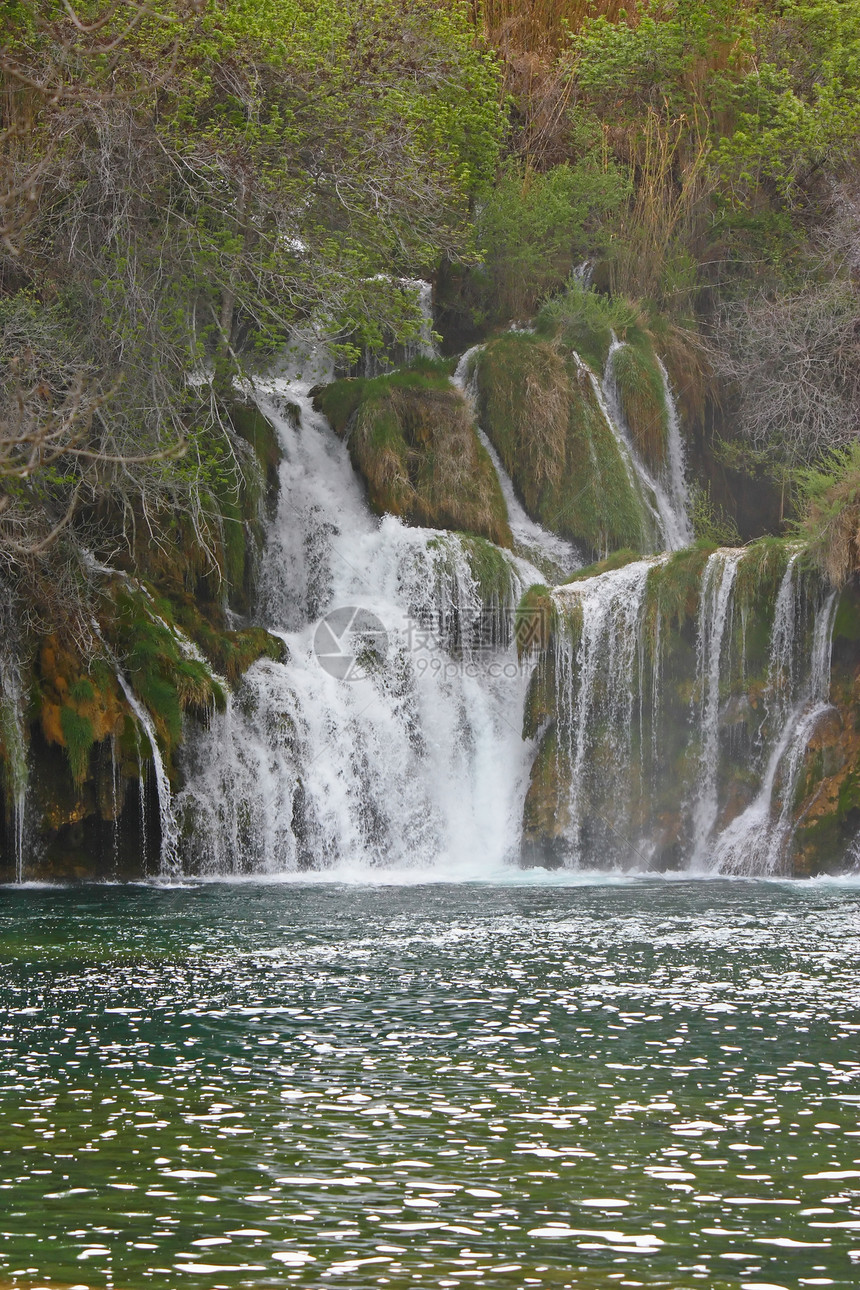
713 281 860 465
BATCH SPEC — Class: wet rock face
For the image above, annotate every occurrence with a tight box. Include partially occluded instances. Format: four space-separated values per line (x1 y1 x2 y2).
519 555 860 875
793 612 860 874
314 371 513 548
0 730 162 883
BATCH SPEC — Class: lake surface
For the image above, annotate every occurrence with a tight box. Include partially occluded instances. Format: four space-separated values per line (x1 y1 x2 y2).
1 875 860 1289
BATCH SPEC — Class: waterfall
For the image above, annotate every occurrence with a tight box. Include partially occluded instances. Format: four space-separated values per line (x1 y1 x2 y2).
711 590 838 875
452 348 583 580
401 277 437 361
688 549 744 864
0 590 28 880
115 673 180 878
600 339 692 552
552 558 661 868
362 277 437 375
657 358 694 547
177 379 543 875
0 649 28 882
543 546 845 874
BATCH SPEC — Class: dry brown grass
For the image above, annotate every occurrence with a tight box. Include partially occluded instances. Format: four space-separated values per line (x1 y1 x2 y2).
803 483 860 588
470 0 627 55
605 108 712 304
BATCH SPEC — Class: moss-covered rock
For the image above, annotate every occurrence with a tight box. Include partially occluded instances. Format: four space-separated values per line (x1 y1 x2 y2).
522 726 570 869
516 584 558 659
474 333 649 559
34 638 126 786
519 543 860 875
609 339 668 476
315 366 512 547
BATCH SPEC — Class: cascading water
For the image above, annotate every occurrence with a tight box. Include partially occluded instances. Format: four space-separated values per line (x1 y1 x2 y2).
552 558 662 868
177 378 544 875
116 672 180 877
657 357 693 545
711 589 839 876
688 549 744 865
542 546 841 873
362 277 437 376
0 647 28 883
452 348 582 580
601 339 693 551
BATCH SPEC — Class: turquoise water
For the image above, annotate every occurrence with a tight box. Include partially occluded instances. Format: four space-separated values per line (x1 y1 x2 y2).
1 876 860 1289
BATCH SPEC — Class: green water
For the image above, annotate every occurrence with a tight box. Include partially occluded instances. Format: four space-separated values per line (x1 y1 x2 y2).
1 876 860 1290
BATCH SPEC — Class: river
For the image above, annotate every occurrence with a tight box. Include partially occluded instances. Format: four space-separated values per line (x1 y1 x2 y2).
1 876 860 1288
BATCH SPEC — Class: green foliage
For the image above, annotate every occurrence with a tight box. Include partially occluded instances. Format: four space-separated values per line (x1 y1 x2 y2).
792 441 860 586
458 535 519 605
170 594 288 683
690 483 743 546
474 139 628 322
734 538 792 612
112 589 225 768
646 545 715 630
610 338 668 473
228 401 282 490
561 548 642 584
573 0 860 203
537 281 645 372
516 584 558 658
59 707 95 786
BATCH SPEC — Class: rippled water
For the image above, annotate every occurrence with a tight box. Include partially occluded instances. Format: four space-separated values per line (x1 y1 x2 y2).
2 876 860 1289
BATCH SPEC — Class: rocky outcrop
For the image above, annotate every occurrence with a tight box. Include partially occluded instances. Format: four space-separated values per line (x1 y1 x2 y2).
518 544 860 874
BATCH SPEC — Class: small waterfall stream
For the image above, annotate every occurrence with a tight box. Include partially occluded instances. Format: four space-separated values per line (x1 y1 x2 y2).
553 558 662 868
711 590 839 875
601 339 693 551
0 650 28 882
116 672 180 877
547 547 840 873
688 549 744 865
452 348 583 579
0 594 29 881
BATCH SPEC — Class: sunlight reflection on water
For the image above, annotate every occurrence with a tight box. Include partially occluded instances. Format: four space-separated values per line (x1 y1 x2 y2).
0 878 859 1288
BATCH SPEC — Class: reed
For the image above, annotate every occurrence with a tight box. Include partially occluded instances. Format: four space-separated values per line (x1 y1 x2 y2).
470 0 627 54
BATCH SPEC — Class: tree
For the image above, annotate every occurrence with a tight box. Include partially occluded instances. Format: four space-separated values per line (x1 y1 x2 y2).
714 281 860 466
0 0 504 635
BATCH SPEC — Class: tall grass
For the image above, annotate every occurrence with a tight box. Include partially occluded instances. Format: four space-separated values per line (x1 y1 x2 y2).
470 0 627 53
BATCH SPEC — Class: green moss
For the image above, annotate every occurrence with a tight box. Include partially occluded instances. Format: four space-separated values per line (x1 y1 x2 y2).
562 548 642 584
314 378 368 435
228 400 281 480
536 282 646 375
110 587 226 773
476 335 649 559
734 538 793 613
522 651 557 740
458 535 517 604
0 692 28 808
522 726 570 850
68 677 95 704
647 545 715 629
516 584 558 659
610 338 668 474
315 366 511 547
837 768 860 816
59 706 94 785
833 592 860 644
